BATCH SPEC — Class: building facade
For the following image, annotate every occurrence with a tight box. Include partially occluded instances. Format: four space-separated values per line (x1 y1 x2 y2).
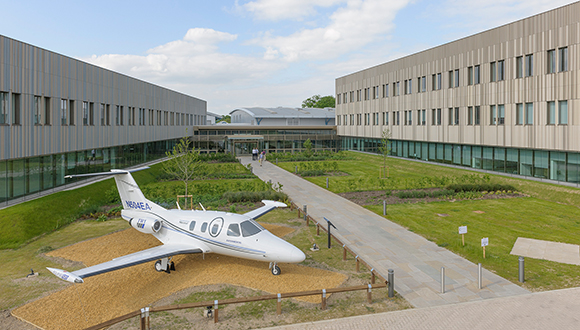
0 34 207 204
336 2 580 183
191 125 338 155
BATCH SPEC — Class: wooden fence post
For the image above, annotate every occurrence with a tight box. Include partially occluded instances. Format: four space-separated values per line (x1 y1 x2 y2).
342 245 347 261
321 289 327 310
316 223 320 236
277 293 282 315
371 269 376 284
367 284 372 304
355 255 360 272
213 300 218 323
140 307 149 330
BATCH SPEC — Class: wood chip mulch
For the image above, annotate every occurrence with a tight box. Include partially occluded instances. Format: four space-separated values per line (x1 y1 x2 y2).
13 224 346 330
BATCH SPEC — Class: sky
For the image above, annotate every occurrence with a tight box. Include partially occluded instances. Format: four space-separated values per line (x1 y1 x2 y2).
0 0 576 115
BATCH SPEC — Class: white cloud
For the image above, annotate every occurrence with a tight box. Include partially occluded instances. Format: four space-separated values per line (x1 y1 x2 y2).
83 28 284 86
242 0 345 21
252 0 411 61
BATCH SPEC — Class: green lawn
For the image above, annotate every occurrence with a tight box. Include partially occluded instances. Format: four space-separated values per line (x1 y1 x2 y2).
276 151 580 291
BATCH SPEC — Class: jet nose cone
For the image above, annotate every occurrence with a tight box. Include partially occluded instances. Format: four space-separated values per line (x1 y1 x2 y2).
291 247 306 263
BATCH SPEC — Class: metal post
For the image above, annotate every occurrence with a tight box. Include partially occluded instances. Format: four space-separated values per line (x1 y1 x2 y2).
326 177 329 189
276 158 278 165
440 267 445 293
518 256 525 283
388 269 394 297
327 221 332 248
295 165 297 174
478 263 482 289
303 205 307 222
383 200 386 215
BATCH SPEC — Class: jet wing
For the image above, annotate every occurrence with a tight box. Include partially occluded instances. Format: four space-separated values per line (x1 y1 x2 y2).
47 244 202 283
244 200 287 220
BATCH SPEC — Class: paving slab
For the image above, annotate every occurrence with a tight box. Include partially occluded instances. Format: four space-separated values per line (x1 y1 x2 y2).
260 287 580 330
241 157 529 308
510 237 580 265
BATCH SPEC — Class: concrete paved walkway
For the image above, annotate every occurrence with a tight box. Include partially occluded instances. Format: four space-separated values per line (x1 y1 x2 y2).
261 287 580 330
511 237 580 265
240 157 528 308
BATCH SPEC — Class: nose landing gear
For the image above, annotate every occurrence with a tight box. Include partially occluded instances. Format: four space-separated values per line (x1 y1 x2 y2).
269 262 281 275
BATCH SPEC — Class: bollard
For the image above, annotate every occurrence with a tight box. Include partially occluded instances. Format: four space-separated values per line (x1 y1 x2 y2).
440 267 445 293
478 263 482 289
519 256 525 283
383 200 386 216
326 177 329 189
277 293 282 315
295 165 297 174
268 179 272 185
303 205 307 222
276 158 278 165
388 269 394 297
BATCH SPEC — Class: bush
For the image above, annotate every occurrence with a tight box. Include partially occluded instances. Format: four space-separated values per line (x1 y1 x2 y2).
446 183 517 193
299 170 325 177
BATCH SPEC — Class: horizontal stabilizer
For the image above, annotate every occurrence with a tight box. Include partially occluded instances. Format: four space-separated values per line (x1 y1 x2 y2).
64 167 149 179
244 200 287 220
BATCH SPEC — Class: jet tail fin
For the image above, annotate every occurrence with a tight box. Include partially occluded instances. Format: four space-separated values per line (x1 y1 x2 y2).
65 167 164 211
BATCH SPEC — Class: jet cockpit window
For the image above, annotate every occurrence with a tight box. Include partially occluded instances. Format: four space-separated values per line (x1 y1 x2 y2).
241 220 262 237
227 224 240 237
201 222 208 233
189 221 196 231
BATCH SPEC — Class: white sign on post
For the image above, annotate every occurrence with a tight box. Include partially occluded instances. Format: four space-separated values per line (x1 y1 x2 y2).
481 237 489 247
458 226 467 234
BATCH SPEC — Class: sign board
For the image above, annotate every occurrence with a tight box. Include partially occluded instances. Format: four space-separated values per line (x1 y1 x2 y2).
481 237 489 247
458 226 467 235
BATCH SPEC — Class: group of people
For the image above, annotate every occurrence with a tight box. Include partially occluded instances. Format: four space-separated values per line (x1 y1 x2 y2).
252 147 266 166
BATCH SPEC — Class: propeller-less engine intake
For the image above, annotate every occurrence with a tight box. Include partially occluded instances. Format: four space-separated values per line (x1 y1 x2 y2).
130 217 162 234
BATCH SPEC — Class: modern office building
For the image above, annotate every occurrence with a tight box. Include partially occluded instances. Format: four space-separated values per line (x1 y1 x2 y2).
336 2 580 183
193 107 337 155
0 34 207 204
191 125 338 155
230 107 335 126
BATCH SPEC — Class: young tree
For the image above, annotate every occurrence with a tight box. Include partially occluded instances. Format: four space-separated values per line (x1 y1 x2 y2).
378 129 392 178
303 138 313 157
162 135 202 199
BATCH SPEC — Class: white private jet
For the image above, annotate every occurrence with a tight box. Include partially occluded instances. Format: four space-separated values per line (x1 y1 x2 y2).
47 168 305 284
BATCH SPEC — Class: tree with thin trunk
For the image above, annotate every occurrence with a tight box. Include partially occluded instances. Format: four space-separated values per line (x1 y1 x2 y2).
378 129 392 178
162 135 201 199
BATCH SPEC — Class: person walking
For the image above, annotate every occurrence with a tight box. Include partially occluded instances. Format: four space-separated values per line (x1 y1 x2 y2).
259 150 266 166
252 147 258 161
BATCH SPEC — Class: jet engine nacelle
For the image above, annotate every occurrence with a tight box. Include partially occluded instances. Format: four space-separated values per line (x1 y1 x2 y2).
130 217 162 234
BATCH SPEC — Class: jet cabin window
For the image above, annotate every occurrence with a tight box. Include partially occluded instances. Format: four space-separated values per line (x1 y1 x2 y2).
240 220 264 237
227 224 240 237
189 221 196 231
201 222 208 233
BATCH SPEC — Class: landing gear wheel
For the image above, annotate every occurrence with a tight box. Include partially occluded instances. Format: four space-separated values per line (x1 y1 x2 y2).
154 260 163 272
272 265 281 275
